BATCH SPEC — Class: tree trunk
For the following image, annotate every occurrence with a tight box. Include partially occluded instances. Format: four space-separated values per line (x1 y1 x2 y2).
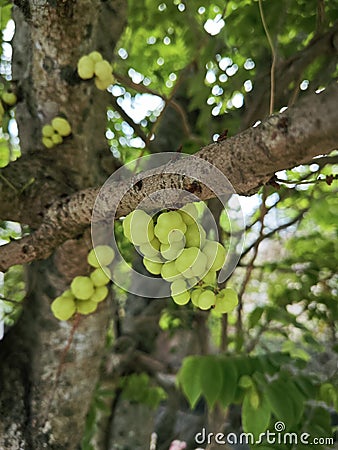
0 1 127 448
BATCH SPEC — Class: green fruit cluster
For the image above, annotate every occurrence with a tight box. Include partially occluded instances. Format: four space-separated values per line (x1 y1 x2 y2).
122 204 238 313
77 51 115 91
0 90 17 126
42 116 72 149
51 245 115 321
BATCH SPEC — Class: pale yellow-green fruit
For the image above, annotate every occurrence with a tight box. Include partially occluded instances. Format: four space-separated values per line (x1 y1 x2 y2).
175 247 207 279
191 288 203 307
214 287 238 314
51 296 76 321
170 279 188 296
88 51 103 63
42 124 54 138
87 245 115 268
154 211 187 244
90 266 111 287
76 299 98 315
202 269 217 286
71 276 95 300
60 289 75 300
139 238 160 259
91 286 109 303
161 261 182 282
2 92 17 106
185 222 206 248
157 211 184 229
94 76 114 91
51 133 63 145
42 137 55 148
94 60 112 80
187 277 198 288
197 290 216 310
172 290 190 305
202 240 226 271
143 257 163 275
0 102 4 116
123 210 154 246
51 117 72 137
77 55 95 79
160 239 185 261
178 203 198 225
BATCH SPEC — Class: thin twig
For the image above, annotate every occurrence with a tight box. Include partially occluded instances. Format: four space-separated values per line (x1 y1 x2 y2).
258 0 276 114
236 188 268 351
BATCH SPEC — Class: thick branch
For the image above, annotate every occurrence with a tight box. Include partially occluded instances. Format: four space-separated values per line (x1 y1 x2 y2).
1 83 338 271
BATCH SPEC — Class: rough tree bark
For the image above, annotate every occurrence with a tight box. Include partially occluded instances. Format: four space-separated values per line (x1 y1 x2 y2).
0 1 127 449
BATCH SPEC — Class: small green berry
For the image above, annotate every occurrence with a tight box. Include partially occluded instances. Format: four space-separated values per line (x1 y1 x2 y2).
51 117 72 137
42 137 55 148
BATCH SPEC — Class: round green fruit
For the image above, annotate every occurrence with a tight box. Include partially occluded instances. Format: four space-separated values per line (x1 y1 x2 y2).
178 203 198 225
161 261 182 282
42 124 55 138
191 288 203 307
197 290 216 310
88 51 103 63
51 133 63 145
172 290 190 305
214 287 238 314
139 238 160 258
175 247 207 278
42 137 55 149
202 269 217 286
170 279 188 296
90 266 111 287
94 76 114 91
123 210 154 246
143 257 163 275
94 60 112 80
185 222 206 248
70 276 94 300
87 245 115 268
77 55 95 79
202 240 226 271
51 117 72 137
2 92 17 106
76 299 98 315
51 296 76 321
91 286 109 303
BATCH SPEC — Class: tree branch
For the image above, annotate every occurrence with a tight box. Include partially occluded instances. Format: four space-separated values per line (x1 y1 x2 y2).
1 83 338 271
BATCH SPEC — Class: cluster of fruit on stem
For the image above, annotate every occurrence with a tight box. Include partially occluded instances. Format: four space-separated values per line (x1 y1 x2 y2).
50 245 115 321
42 116 72 149
77 51 115 90
122 203 238 313
0 89 17 126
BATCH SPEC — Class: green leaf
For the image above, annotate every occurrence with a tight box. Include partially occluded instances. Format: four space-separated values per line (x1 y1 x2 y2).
242 391 271 439
177 356 202 409
199 356 223 409
248 306 264 328
265 379 295 428
218 358 238 409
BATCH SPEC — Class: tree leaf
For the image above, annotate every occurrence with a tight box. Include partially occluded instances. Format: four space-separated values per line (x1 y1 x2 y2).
265 379 295 428
242 391 271 439
218 358 238 409
199 356 223 409
177 356 202 409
